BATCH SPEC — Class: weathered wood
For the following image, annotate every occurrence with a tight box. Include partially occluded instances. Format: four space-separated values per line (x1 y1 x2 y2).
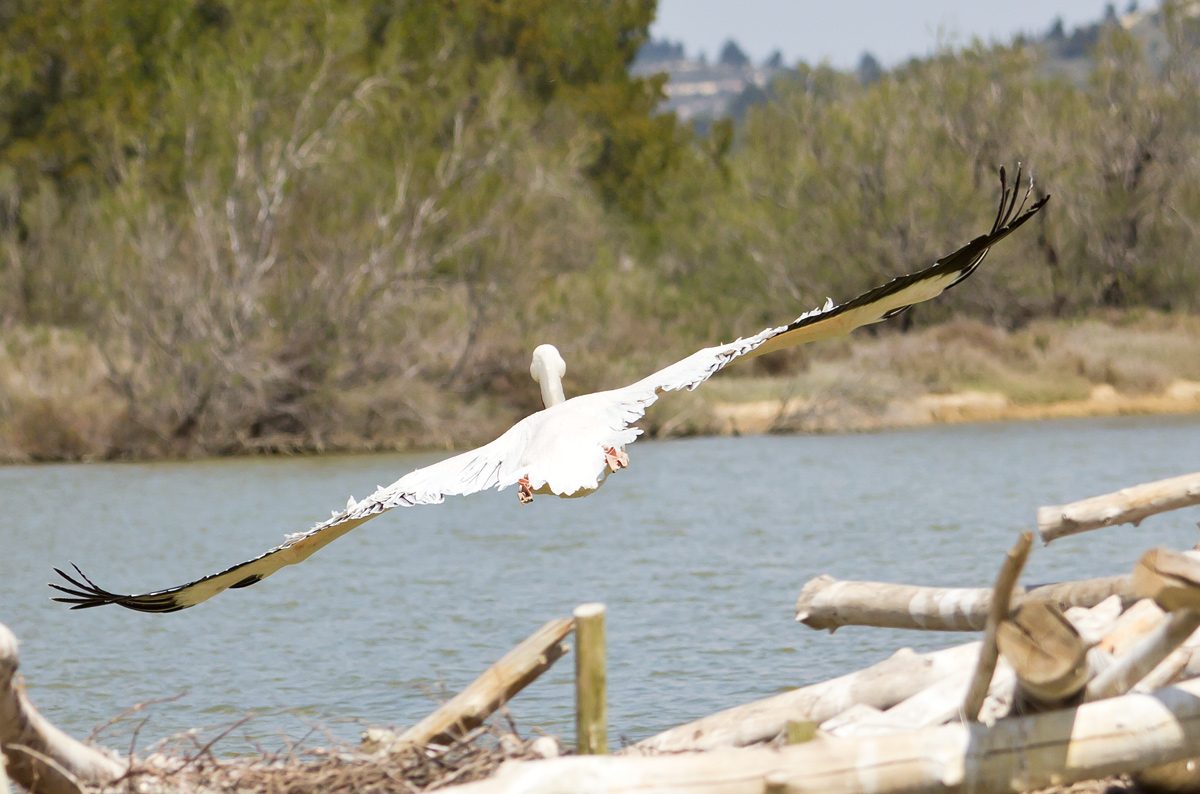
997 601 1091 710
574 603 607 755
385 617 573 750
451 676 1200 794
795 573 1133 632
631 641 981 752
1084 549 1200 701
1135 547 1200 612
1064 593 1125 644
0 623 125 794
1099 597 1168 655
1039 471 1200 543
963 532 1032 722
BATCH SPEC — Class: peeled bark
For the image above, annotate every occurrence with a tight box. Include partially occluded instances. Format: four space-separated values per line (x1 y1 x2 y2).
454 677 1200 794
0 623 126 794
795 574 1134 632
1039 471 1200 543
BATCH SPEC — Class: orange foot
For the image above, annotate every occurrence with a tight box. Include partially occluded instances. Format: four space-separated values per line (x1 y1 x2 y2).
605 446 629 472
518 475 533 505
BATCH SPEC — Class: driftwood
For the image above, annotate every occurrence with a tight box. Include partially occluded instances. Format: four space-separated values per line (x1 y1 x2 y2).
1135 547 1200 612
631 641 981 752
1084 549 1200 701
374 618 573 751
996 601 1091 711
963 532 1032 722
1101 598 1169 654
0 623 126 794
1039 471 1200 543
454 676 1200 794
795 573 1133 632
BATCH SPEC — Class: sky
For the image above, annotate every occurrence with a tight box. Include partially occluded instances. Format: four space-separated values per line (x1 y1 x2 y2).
651 0 1134 69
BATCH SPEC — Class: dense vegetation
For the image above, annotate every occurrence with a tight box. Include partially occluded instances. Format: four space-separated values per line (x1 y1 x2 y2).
1 1 1198 461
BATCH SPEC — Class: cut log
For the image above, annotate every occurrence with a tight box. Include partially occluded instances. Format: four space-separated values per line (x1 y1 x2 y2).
381 618 573 751
451 676 1200 794
1135 547 1200 612
0 622 125 794
795 574 1133 632
997 601 1090 711
1039 471 1200 543
963 532 1032 722
630 641 981 753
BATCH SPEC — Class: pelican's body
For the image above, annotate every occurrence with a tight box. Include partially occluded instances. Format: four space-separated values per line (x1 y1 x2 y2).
51 169 1048 614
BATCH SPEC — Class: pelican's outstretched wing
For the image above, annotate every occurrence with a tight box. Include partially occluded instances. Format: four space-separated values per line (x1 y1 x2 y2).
581 166 1049 435
52 167 1047 614
50 418 541 612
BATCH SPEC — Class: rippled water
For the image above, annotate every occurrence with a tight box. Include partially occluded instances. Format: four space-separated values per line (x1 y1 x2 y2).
2 415 1199 753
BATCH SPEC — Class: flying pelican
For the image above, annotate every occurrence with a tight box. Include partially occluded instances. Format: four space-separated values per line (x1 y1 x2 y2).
51 168 1047 614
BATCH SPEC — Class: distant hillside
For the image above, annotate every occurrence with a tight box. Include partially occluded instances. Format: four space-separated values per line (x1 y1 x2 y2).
634 1 1200 122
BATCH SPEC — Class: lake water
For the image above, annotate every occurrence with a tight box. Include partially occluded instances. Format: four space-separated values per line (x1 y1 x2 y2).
2 415 1199 754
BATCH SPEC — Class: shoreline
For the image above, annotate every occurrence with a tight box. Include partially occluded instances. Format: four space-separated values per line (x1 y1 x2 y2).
708 380 1200 436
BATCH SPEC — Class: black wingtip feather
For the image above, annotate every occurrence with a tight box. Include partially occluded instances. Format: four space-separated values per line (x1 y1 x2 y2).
49 563 186 614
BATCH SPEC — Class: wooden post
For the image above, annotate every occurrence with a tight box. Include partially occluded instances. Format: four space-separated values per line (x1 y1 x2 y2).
963 532 1033 722
1038 471 1200 543
574 603 607 755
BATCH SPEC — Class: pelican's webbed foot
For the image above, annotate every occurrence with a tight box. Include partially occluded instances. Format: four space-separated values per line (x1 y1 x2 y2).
605 446 629 472
518 476 533 505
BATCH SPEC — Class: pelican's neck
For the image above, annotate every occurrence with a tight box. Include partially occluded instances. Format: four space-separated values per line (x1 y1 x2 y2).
539 374 566 409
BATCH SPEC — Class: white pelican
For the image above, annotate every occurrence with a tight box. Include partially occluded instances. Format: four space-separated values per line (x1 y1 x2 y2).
52 168 1047 613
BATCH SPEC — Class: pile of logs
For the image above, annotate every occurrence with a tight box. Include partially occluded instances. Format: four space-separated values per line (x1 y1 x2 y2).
452 470 1200 793
2 471 1198 794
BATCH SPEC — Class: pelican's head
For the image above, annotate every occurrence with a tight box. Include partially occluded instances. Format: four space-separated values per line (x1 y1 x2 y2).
530 344 567 408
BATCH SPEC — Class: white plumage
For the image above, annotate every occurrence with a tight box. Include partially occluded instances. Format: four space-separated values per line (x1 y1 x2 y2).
51 169 1047 613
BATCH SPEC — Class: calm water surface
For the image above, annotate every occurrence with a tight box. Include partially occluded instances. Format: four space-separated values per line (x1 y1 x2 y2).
1 415 1198 752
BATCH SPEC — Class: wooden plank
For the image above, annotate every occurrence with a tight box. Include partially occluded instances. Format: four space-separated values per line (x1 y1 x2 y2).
388 617 573 750
1039 471 1200 543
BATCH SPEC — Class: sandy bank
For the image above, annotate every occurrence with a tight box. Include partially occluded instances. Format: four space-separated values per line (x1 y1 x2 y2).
709 380 1200 435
